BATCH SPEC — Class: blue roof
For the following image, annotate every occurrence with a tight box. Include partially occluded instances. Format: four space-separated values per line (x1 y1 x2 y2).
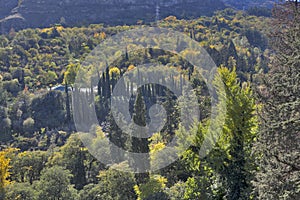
51 85 71 91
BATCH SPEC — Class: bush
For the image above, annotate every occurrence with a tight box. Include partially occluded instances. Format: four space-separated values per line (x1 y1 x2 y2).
5 182 36 200
23 117 35 133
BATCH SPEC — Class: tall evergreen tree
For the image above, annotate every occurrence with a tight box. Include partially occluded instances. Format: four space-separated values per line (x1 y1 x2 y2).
65 81 71 130
178 67 257 199
213 67 257 199
0 106 11 141
60 135 87 190
108 112 127 164
254 2 300 199
129 90 150 184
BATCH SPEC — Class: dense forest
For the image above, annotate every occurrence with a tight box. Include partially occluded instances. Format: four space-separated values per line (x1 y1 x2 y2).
0 1 299 200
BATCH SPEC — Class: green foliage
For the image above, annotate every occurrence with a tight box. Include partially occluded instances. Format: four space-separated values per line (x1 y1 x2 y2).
177 66 258 199
2 79 21 95
134 175 167 200
184 177 202 199
35 166 76 200
64 63 80 85
148 132 188 187
22 117 35 133
47 134 92 190
58 134 87 190
30 91 66 130
78 184 114 200
0 10 270 143
247 6 272 17
96 168 137 200
0 106 12 141
165 181 186 200
79 126 111 178
129 91 150 184
5 182 36 200
214 67 257 199
10 151 49 184
1 8 296 200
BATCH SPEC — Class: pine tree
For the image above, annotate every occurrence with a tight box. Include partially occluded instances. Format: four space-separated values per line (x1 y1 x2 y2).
254 2 300 199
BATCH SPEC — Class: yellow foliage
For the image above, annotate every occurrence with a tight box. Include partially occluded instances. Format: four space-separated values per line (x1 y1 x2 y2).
56 26 64 32
40 27 53 33
95 125 106 139
97 170 107 179
164 16 177 22
109 67 121 78
93 32 100 38
134 185 142 200
197 25 205 29
199 41 208 47
100 32 106 40
94 32 106 39
218 17 228 23
149 142 165 155
154 175 167 188
127 64 136 71
47 151 63 167
0 148 16 193
149 133 166 161
219 17 225 21
247 51 252 57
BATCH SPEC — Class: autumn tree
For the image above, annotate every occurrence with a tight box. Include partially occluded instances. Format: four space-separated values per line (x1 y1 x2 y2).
64 63 79 86
0 149 13 199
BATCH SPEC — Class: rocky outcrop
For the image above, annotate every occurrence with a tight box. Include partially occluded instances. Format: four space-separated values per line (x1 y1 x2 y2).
0 0 226 33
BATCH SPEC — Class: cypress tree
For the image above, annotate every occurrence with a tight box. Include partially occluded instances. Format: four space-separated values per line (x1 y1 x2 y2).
130 90 150 184
105 66 111 99
108 112 127 164
65 81 71 129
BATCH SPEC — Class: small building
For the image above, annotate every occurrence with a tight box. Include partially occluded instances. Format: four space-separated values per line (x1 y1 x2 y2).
51 85 71 92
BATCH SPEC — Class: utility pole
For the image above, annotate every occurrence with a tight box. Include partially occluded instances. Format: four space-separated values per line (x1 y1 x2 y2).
0 20 3 34
155 0 160 24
